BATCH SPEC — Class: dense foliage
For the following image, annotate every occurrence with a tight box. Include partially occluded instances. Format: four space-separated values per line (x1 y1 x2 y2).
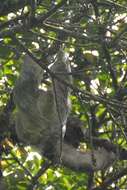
0 0 127 189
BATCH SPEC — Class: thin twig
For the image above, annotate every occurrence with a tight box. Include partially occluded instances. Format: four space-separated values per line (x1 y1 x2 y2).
28 160 51 190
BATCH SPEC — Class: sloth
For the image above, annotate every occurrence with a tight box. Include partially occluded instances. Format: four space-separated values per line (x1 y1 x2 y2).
14 50 72 162
14 50 115 171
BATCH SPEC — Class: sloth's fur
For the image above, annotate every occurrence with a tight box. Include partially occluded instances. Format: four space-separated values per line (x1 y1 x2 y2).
14 51 72 162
